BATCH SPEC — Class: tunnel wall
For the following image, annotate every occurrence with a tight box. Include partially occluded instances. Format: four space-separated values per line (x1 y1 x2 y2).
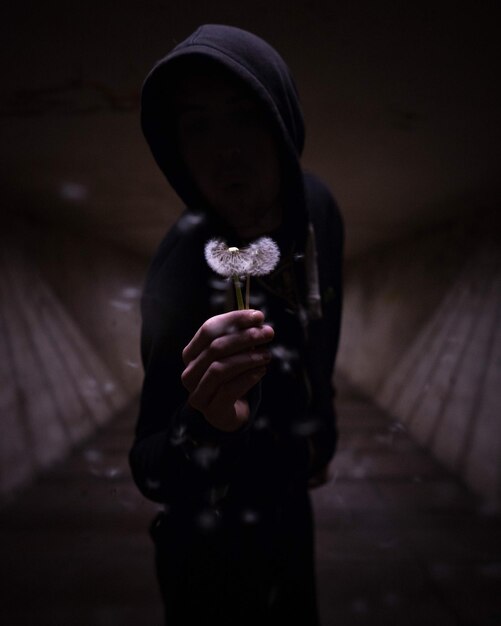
0 216 147 499
337 211 501 504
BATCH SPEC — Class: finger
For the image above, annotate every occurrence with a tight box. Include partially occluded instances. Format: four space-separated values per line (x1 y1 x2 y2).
187 352 270 408
204 367 267 431
182 310 265 366
181 325 274 392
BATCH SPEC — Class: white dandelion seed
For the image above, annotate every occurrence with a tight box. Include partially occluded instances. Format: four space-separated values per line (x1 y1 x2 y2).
247 237 280 276
245 236 280 307
204 237 280 310
204 239 252 277
205 239 249 309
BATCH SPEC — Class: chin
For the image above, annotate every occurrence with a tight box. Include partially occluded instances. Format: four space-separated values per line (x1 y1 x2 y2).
209 191 280 236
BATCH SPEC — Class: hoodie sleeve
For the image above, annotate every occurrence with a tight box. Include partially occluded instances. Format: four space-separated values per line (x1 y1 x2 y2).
128 227 255 506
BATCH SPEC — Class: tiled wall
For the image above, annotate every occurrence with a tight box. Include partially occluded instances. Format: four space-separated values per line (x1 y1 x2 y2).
0 217 147 499
337 212 501 503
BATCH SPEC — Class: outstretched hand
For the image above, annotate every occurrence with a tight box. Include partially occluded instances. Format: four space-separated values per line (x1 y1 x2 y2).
181 310 274 432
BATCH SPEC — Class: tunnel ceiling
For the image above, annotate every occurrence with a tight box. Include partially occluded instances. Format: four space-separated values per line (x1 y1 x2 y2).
1 1 499 258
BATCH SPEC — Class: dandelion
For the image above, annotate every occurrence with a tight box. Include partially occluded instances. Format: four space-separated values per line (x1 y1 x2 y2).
245 237 280 307
204 237 280 309
205 239 251 277
247 237 281 276
241 508 260 525
205 239 248 309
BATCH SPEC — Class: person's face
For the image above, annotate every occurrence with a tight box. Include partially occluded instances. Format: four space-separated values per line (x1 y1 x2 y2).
173 69 282 239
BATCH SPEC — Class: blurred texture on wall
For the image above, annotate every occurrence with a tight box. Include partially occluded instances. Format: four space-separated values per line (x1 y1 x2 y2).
338 210 501 502
0 216 145 498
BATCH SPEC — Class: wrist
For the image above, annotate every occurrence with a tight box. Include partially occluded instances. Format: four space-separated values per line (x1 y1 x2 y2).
202 398 250 432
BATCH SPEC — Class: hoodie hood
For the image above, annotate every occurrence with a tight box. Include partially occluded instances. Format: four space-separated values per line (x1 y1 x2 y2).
141 24 307 241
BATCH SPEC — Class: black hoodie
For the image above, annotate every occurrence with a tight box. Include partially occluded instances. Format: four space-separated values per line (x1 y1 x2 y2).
141 24 306 220
129 24 343 512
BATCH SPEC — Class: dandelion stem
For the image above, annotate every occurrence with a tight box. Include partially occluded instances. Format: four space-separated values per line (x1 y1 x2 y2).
245 275 251 309
232 276 245 310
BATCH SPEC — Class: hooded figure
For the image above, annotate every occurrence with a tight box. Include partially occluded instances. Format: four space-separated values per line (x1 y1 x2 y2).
130 24 343 626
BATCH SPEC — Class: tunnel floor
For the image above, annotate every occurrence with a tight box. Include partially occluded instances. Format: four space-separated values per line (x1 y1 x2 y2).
1 380 500 626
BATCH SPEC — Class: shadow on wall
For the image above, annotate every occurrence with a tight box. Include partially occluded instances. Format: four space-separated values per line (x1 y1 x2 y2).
337 208 501 504
0 215 148 500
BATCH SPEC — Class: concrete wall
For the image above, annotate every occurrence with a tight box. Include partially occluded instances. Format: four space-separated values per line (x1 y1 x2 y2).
0 216 147 499
337 210 501 503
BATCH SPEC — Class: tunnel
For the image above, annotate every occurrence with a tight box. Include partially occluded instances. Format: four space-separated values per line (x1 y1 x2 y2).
1 2 500 625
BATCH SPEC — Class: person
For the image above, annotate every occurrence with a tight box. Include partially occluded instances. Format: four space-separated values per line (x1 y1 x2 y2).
129 24 344 626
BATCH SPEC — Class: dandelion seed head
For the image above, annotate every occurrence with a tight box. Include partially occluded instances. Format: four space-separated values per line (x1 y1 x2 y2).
177 211 204 233
59 182 88 202
170 425 187 447
248 292 265 307
209 276 230 290
241 508 260 525
83 447 102 463
109 299 133 312
205 237 280 278
145 478 161 491
271 345 298 362
209 293 227 308
389 421 406 434
253 415 270 431
271 344 298 373
103 381 116 394
191 445 220 470
291 418 321 437
205 239 251 277
196 508 221 532
121 286 141 299
104 466 123 480
248 237 280 276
